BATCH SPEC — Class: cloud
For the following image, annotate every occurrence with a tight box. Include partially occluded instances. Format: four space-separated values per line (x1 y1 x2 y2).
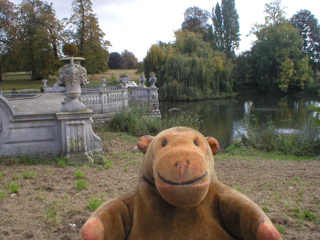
94 0 140 7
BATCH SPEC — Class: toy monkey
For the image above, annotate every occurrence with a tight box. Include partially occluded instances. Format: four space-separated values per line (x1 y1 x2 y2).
81 127 281 240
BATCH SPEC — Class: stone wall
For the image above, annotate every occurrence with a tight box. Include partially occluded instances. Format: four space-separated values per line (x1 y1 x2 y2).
0 95 62 158
0 95 102 161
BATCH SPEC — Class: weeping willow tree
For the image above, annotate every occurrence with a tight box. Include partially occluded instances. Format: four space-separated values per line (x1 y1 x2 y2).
144 31 233 101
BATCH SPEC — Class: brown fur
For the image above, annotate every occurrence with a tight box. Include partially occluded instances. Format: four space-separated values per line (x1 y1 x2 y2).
81 127 282 240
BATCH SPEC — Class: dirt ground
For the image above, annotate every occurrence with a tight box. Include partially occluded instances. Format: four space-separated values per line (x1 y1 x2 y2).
0 132 319 240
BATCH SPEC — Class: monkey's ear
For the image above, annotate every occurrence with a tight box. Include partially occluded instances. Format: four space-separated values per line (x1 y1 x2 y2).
137 135 154 154
206 137 220 156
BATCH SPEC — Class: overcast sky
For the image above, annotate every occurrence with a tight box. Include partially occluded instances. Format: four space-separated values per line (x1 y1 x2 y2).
10 0 320 61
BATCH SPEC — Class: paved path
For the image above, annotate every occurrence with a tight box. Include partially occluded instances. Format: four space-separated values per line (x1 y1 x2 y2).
7 93 65 115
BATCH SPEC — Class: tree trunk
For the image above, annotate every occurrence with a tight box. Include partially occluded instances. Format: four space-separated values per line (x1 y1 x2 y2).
0 64 2 81
79 0 86 54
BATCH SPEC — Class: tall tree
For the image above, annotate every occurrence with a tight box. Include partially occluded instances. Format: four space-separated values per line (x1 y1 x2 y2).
16 0 61 79
68 0 109 73
249 1 313 93
0 0 16 81
211 0 240 57
145 31 233 101
264 0 286 25
210 3 223 51
181 6 210 41
121 50 138 69
144 44 166 79
108 52 124 69
290 10 320 68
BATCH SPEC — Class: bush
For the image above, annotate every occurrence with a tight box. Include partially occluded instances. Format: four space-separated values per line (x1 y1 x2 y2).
108 105 202 136
240 115 320 156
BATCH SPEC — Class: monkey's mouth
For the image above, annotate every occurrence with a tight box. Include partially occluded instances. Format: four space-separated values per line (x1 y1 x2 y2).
157 172 208 186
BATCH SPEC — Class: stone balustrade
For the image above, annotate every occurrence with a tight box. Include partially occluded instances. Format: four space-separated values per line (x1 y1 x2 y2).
80 89 129 114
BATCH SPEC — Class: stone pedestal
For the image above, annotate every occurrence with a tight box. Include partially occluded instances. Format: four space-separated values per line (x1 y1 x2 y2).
56 110 103 164
55 57 103 164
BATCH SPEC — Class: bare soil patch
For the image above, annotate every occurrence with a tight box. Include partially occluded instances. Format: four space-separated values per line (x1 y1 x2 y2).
0 132 319 240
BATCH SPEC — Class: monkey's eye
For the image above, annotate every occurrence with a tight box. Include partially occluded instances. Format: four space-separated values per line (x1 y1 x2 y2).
194 140 199 146
162 140 168 147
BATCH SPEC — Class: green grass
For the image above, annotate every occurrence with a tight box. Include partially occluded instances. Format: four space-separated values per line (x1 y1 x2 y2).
219 143 317 161
43 202 58 226
291 207 319 224
12 173 22 180
262 200 270 213
0 69 139 91
0 191 5 201
104 159 114 169
0 74 56 91
57 156 69 167
0 171 6 180
75 179 88 190
74 169 85 179
86 196 104 211
275 225 286 233
22 171 36 179
5 181 19 193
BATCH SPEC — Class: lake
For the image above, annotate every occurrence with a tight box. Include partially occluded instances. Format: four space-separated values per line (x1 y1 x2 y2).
159 95 320 149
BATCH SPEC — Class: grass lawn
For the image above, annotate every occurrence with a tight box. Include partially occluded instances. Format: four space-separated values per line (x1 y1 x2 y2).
0 69 140 92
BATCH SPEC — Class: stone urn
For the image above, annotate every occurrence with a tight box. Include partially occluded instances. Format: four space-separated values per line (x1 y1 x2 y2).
139 75 146 87
119 74 129 88
101 78 107 87
149 73 157 88
57 57 89 112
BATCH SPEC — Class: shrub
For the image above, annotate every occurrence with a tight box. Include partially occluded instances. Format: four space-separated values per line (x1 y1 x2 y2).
240 115 320 156
108 105 202 136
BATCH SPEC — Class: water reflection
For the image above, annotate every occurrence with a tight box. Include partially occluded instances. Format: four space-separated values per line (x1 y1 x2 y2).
159 95 320 149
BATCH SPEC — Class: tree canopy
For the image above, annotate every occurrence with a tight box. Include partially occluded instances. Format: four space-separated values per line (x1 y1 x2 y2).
144 31 233 101
181 6 210 41
290 10 320 68
0 0 114 79
211 0 240 57
108 52 124 69
245 0 314 93
67 0 110 73
0 0 16 81
121 50 138 69
15 0 61 79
